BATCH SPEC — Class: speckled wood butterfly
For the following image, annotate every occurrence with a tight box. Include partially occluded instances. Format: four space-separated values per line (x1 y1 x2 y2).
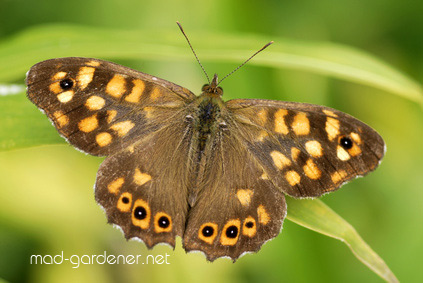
25 25 385 262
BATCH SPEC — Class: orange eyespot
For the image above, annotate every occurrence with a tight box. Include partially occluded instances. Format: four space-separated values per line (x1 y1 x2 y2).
131 198 151 229
117 192 132 212
154 212 172 233
242 216 257 237
198 222 218 244
220 219 241 246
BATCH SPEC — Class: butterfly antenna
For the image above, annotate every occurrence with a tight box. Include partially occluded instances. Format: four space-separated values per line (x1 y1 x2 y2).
176 22 211 84
217 41 273 86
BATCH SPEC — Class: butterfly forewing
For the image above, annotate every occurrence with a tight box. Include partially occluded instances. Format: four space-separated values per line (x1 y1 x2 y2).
226 99 385 197
26 57 196 156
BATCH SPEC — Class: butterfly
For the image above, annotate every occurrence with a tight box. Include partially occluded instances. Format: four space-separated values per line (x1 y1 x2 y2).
25 29 385 262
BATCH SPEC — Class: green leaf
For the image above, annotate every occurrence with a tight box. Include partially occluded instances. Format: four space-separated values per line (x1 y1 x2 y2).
286 197 399 283
0 24 422 104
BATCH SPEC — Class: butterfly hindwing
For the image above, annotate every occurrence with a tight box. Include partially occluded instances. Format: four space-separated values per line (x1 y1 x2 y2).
183 128 286 261
226 99 385 197
95 115 192 248
26 57 196 156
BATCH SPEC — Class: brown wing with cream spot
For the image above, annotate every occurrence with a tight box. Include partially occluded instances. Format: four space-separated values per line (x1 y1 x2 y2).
225 99 385 198
95 117 192 248
183 129 286 261
26 57 196 156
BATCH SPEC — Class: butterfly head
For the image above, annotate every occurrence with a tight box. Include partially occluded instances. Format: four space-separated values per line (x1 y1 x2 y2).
202 74 223 97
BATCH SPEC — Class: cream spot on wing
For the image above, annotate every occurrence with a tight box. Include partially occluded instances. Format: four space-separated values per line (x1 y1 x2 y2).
110 120 134 137
96 132 112 147
125 79 145 103
270 150 291 170
331 170 348 184
303 159 321 180
292 112 310 135
127 145 135 153
291 147 301 161
348 143 362 157
236 189 254 206
86 60 100 67
106 74 126 98
133 168 152 186
305 140 323 158
256 130 268 142
285 170 301 186
350 132 362 144
53 111 69 128
149 87 162 101
108 177 125 194
274 109 289 134
78 114 98 133
260 172 269 180
50 82 62 94
53 71 67 80
257 205 270 225
143 106 154 118
85 95 105 110
107 110 117 123
326 117 340 141
57 90 74 103
323 109 338 117
337 145 351 161
257 109 267 125
77 66 95 90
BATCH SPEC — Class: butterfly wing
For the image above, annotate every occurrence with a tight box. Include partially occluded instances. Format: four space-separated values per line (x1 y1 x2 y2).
95 114 192 248
225 99 385 198
26 57 197 247
26 57 196 156
183 121 286 261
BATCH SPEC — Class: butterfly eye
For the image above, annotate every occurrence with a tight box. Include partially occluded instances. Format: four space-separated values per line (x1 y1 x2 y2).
59 78 74 90
216 86 223 95
339 136 354 150
201 84 210 92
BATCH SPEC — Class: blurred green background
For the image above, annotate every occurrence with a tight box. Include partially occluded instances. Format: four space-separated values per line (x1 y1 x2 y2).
0 0 422 282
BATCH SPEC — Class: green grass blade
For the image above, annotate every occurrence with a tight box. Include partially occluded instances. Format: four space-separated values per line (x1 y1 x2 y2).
0 91 64 151
286 197 399 283
0 24 421 104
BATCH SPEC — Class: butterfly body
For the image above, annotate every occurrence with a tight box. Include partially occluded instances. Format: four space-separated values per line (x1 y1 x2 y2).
26 57 385 261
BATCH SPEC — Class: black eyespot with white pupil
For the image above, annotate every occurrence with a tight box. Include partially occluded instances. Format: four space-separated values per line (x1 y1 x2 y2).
225 225 238 238
134 206 147 220
340 136 353 150
59 79 74 90
202 226 215 237
158 216 170 228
